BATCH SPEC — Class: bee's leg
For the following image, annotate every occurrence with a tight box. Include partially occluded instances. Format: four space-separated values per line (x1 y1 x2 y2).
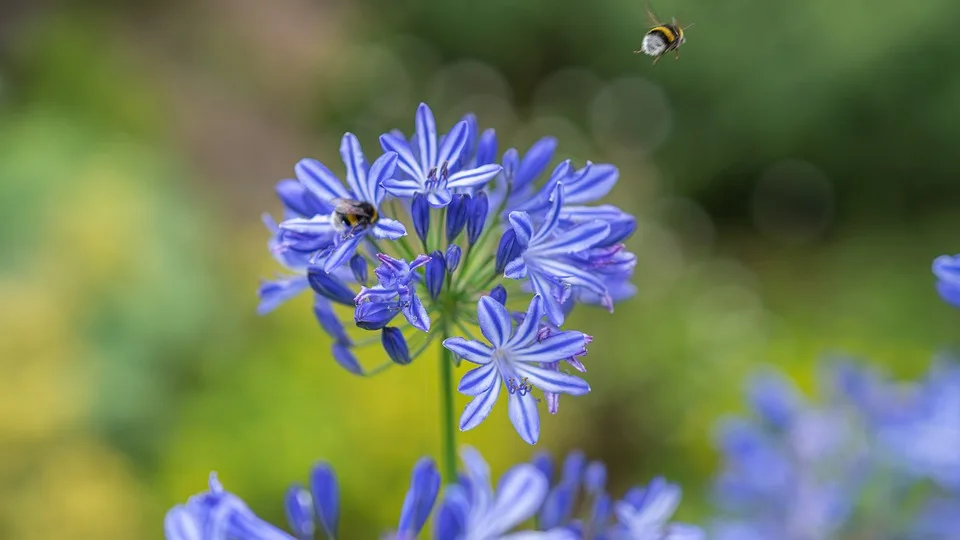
633 49 643 54
675 49 680 60
652 55 661 65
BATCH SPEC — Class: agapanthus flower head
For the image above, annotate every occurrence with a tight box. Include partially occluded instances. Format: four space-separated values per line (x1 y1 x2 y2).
259 102 638 443
933 254 960 307
710 360 960 540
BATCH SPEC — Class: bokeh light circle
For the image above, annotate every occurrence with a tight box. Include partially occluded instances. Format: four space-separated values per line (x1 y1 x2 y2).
589 77 672 156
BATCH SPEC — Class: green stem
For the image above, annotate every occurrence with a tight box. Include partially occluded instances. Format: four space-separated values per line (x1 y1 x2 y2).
438 324 457 483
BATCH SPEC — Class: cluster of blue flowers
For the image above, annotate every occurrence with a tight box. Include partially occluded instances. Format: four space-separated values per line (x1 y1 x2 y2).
710 359 960 539
166 446 699 540
258 103 637 445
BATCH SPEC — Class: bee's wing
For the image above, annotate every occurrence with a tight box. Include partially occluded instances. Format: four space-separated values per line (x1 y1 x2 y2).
645 3 661 25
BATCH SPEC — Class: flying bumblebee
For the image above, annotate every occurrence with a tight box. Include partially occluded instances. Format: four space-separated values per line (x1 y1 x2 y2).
634 5 693 64
330 198 378 235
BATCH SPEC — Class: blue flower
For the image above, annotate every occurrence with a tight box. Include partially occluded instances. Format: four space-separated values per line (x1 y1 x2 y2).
393 458 442 540
433 446 573 539
486 137 558 216
502 183 613 326
276 133 408 273
380 103 502 207
610 478 703 540
165 472 295 540
933 254 960 307
355 253 432 332
444 295 591 444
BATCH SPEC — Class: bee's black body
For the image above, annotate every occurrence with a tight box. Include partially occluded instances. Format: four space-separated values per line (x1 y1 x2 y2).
331 198 378 234
647 23 684 52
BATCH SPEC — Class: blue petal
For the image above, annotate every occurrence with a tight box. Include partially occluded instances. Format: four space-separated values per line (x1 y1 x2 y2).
488 464 550 534
514 137 558 192
534 258 609 296
425 251 446 300
448 164 503 189
415 103 438 171
446 194 469 243
309 463 340 538
349 254 368 285
532 453 553 485
354 301 400 331
426 188 454 208
532 183 564 243
279 216 336 235
539 483 575 530
490 285 508 306
339 133 371 203
495 228 524 275
466 191 489 245
257 276 309 315
443 337 493 365
380 133 424 181
503 148 519 182
397 458 441 536
477 296 512 348
665 524 705 540
367 151 398 206
459 364 500 396
372 218 407 240
437 120 469 170
507 295 544 349
530 273 566 326
445 244 463 273
516 363 590 395
411 194 431 245
509 212 535 247
476 128 498 166
284 485 315 540
561 451 586 486
165 506 201 540
307 267 356 306
382 177 423 199
295 158 351 201
505 257 529 280
508 392 541 444
433 487 469 540
584 461 607 494
565 163 618 204
460 382 501 431
313 295 351 344
382 327 412 365
323 234 365 273
332 343 364 375
513 331 587 363
402 292 431 332
276 179 325 217
532 221 610 256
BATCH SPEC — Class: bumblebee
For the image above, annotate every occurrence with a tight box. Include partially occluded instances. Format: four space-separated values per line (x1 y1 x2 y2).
330 198 378 235
635 5 692 64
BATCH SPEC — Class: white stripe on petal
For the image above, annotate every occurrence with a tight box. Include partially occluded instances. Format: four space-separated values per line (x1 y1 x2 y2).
485 464 549 535
382 177 423 199
508 212 535 246
447 164 503 189
531 221 610 256
515 363 590 395
380 134 424 181
459 383 501 431
295 158 350 201
339 133 370 203
371 218 407 240
477 296 512 348
506 296 543 349
415 103 438 172
442 337 493 364
459 364 500 396
508 392 541 444
512 331 586 363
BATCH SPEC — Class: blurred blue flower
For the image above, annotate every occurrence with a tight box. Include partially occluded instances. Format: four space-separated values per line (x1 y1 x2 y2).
933 254 960 307
444 296 591 444
380 103 502 207
165 473 294 540
433 446 569 539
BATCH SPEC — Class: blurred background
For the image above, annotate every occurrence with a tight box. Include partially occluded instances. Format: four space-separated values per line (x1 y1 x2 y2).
1 0 958 538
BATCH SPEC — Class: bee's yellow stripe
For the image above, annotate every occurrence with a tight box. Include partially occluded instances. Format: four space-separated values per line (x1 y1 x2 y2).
651 25 676 43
